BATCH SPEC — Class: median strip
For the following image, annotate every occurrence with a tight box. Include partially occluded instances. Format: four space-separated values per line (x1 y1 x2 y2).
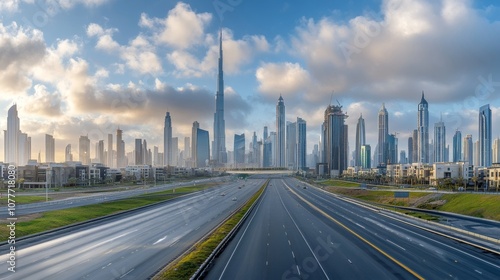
155 180 268 280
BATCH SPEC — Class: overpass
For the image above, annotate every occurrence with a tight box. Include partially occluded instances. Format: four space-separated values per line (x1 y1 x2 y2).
218 168 295 175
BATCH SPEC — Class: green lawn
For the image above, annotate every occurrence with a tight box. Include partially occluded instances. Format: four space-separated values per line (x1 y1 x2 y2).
0 195 51 206
439 193 500 221
320 180 360 188
0 184 215 241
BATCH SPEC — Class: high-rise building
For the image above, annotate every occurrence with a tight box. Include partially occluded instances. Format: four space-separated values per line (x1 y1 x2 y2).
213 30 227 165
378 103 389 166
417 92 429 163
286 121 296 169
191 121 200 166
79 135 91 165
97 140 104 164
355 114 366 167
65 144 73 162
116 128 125 168
234 133 245 167
263 126 268 142
172 137 178 166
493 138 500 164
408 136 413 164
452 130 462 162
5 104 20 164
184 137 191 159
45 134 55 162
135 139 143 165
270 132 277 167
479 104 492 167
412 129 418 163
321 104 348 177
387 133 398 164
464 134 473 165
474 140 480 167
360 145 371 169
19 133 31 165
164 112 172 167
196 128 210 168
107 134 113 167
400 150 407 164
434 118 446 163
263 134 273 168
296 117 307 171
276 95 286 167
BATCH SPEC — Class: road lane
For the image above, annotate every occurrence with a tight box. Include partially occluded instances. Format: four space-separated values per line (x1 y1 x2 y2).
286 178 500 279
0 178 264 280
206 179 414 279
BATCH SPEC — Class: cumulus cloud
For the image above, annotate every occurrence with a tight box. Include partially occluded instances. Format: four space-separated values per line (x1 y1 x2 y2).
18 84 63 117
87 23 161 74
256 62 311 98
288 0 500 104
141 2 212 49
0 22 46 95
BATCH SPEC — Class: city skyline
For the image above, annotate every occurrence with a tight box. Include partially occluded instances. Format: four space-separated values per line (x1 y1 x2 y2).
1 0 500 163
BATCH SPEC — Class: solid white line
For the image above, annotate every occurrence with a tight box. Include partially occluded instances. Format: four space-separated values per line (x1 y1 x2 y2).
297 265 301 275
475 269 482 274
348 259 352 264
386 239 406 251
218 188 267 280
355 223 366 229
278 181 331 280
292 251 295 258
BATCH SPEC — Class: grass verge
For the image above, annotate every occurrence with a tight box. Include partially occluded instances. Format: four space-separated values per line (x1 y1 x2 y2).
0 195 51 206
319 179 360 188
158 181 268 280
0 184 215 242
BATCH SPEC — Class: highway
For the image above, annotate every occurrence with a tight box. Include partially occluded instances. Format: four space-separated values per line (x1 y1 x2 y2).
0 177 227 218
206 178 500 279
0 178 263 280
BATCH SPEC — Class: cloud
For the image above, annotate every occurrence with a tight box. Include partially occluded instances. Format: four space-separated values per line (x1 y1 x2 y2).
0 22 46 95
87 23 161 74
287 0 500 104
141 2 212 49
18 84 63 117
256 62 311 97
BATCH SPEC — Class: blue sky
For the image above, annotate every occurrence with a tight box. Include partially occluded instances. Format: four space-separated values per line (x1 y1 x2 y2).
1 0 500 162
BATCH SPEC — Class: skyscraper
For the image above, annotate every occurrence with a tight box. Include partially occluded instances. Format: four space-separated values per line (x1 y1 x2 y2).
184 137 191 160
196 128 210 168
412 129 418 163
355 114 366 167
192 121 200 166
479 104 492 167
276 95 286 167
5 104 20 164
97 140 104 164
45 134 55 162
172 137 178 166
234 133 245 167
116 128 125 168
322 104 348 177
164 112 172 167
360 145 371 169
213 30 227 165
434 118 446 163
408 136 413 164
286 121 296 169
417 92 429 163
387 133 398 164
464 134 473 165
296 117 307 171
107 134 113 167
378 103 389 166
452 130 462 162
65 144 73 162
493 138 500 164
79 135 91 165
135 139 143 165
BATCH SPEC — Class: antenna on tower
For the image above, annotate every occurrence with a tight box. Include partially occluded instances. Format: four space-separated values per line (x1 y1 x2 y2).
336 99 341 106
329 91 334 106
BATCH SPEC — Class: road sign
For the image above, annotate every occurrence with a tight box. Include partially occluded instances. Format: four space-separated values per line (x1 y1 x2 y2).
394 191 409 198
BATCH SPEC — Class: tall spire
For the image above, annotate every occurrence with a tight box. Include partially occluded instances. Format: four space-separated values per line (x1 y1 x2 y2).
213 29 226 164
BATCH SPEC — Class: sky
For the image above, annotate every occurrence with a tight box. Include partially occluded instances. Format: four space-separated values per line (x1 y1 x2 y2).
1 0 500 163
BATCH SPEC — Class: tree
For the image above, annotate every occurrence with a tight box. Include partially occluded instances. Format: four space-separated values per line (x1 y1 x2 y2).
68 177 77 187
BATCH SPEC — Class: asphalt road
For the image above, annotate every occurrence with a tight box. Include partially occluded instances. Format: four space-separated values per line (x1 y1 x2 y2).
206 178 500 280
0 177 227 218
0 178 264 280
